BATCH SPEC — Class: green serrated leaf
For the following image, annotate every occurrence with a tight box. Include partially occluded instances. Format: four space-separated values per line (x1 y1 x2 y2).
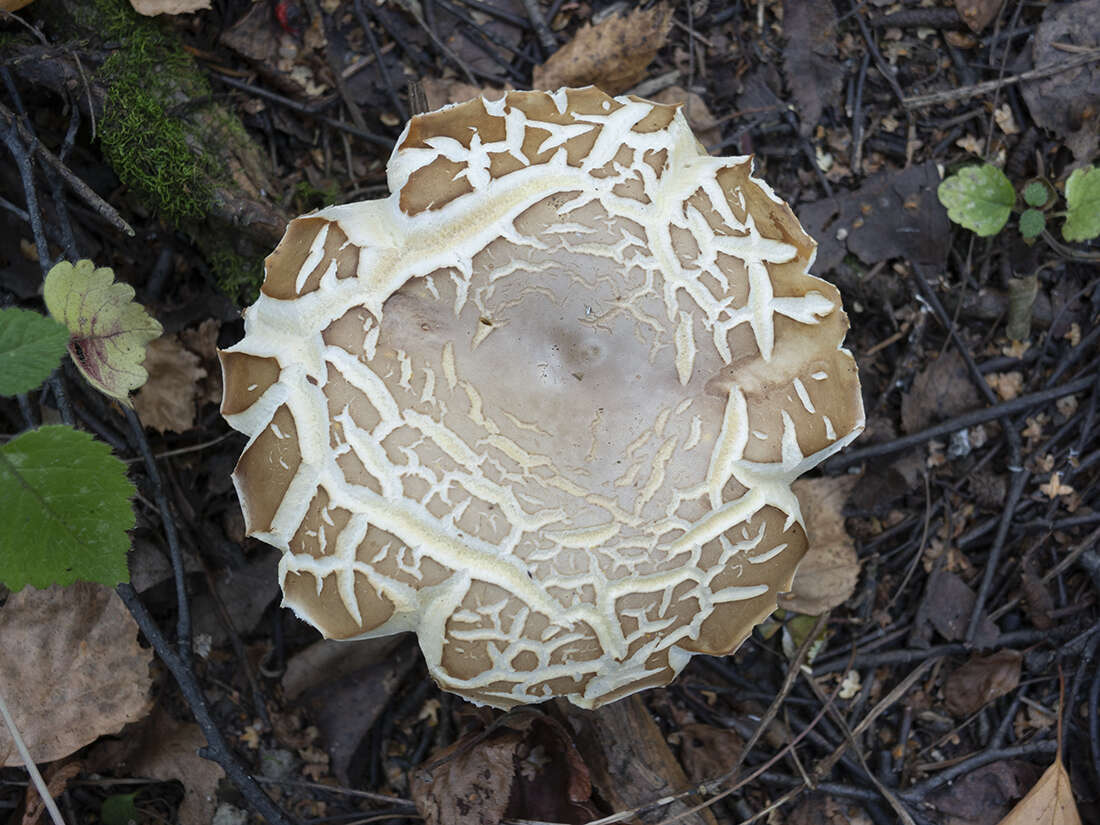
1063 166 1100 242
1022 181 1048 208
0 426 134 590
100 793 140 825
0 308 70 396
938 164 1015 236
1019 208 1046 240
43 260 162 406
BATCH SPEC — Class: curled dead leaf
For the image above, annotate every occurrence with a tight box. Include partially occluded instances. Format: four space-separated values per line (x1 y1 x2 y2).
780 476 861 615
133 335 207 433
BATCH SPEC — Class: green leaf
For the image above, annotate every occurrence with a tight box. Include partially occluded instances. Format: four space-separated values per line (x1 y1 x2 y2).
0 308 70 396
1063 166 1100 242
938 164 1015 236
0 426 134 590
1022 181 1048 208
1019 208 1046 240
100 793 140 825
43 259 162 406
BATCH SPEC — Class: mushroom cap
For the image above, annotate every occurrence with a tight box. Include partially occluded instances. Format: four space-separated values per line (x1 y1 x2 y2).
220 87 863 709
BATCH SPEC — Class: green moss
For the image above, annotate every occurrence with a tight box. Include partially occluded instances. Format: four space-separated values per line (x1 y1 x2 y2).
206 243 262 305
93 0 216 226
293 180 343 212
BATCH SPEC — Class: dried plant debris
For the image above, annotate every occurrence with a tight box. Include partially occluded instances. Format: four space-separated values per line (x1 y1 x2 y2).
996 749 1082 825
929 760 1041 825
0 584 154 766
781 476 861 615
954 0 1006 33
533 4 673 94
781 0 844 136
674 723 744 784
1020 0 1100 162
129 0 210 15
413 712 595 825
901 349 983 435
89 708 226 825
132 335 207 433
944 650 1022 717
798 161 950 274
910 567 999 649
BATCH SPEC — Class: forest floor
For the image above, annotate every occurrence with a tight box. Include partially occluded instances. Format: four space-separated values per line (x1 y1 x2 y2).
1 1 1099 824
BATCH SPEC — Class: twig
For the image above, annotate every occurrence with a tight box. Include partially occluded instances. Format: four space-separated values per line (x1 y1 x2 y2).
0 99 133 237
826 374 1096 472
900 739 1058 799
116 584 297 825
0 685 68 825
903 47 1100 109
125 407 193 667
520 0 557 54
212 74 394 150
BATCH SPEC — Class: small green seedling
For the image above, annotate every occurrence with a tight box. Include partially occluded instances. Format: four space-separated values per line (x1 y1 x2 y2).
0 259 159 590
938 163 1100 244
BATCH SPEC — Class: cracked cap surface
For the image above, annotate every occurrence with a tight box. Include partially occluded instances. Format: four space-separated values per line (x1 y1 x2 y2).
220 87 864 709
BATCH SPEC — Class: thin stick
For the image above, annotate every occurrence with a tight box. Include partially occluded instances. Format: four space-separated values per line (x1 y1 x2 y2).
520 0 557 54
826 374 1096 472
0 685 68 825
0 99 134 237
903 47 1100 109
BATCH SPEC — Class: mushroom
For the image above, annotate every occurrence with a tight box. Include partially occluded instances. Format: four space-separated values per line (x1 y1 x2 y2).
220 87 864 709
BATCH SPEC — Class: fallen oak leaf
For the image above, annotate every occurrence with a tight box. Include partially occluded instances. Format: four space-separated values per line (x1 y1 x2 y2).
44 259 162 406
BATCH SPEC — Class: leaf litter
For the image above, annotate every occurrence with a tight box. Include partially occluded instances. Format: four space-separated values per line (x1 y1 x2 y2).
0 584 153 766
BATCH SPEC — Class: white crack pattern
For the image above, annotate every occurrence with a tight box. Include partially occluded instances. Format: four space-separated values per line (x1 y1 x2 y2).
221 88 864 709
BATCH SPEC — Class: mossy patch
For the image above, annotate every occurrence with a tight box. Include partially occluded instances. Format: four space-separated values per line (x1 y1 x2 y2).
93 0 217 227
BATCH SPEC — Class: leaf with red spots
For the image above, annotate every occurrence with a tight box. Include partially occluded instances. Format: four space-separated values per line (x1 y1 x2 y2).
44 260 162 406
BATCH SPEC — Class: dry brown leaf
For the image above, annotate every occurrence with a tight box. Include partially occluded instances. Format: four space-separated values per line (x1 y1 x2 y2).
412 729 523 825
995 753 1081 825
902 350 982 434
133 334 207 433
1020 0 1100 162
652 86 721 146
0 584 154 766
420 78 509 110
955 0 1005 33
929 760 1040 824
0 0 35 11
179 319 222 406
21 761 82 825
676 724 744 784
782 0 844 136
944 650 1022 717
127 709 225 825
533 4 672 95
130 0 211 14
780 476 861 615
